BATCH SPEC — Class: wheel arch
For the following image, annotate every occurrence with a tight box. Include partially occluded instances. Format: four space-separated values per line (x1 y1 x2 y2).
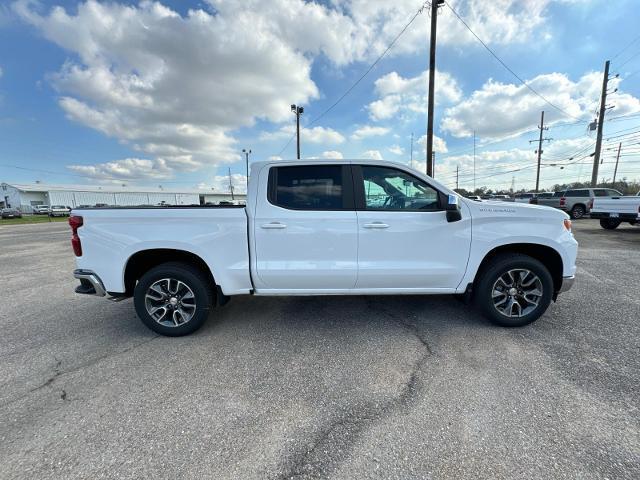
123 248 216 296
474 243 564 293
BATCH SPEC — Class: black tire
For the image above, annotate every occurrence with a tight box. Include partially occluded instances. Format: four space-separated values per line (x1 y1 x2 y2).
133 262 214 336
475 254 553 327
600 218 621 230
570 204 586 219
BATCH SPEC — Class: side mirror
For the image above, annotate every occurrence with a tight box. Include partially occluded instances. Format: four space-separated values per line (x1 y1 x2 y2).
446 194 462 223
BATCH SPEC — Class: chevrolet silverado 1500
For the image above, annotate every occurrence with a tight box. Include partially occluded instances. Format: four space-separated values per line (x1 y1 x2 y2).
70 160 578 336
590 191 640 229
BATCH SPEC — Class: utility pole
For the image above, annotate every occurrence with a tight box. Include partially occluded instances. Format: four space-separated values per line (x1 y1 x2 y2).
456 165 459 191
612 141 622 185
242 148 251 190
291 104 304 159
529 111 551 193
591 60 610 186
431 152 436 178
410 132 414 169
228 167 235 200
426 0 445 177
473 130 476 193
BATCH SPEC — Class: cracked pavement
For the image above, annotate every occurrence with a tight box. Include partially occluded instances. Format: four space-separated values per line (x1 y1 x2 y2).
1 221 639 479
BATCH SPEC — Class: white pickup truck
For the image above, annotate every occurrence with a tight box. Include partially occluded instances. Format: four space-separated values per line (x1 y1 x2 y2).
589 191 640 229
69 160 577 336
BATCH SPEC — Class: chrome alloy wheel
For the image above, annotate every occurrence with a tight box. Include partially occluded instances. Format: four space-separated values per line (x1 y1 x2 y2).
144 278 197 327
491 269 543 318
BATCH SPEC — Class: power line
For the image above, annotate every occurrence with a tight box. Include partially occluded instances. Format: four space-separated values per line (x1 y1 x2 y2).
611 34 640 62
443 1 582 121
616 49 640 70
622 68 640 81
274 1 431 157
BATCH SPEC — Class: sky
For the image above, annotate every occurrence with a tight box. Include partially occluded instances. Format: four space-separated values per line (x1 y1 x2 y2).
1 0 640 194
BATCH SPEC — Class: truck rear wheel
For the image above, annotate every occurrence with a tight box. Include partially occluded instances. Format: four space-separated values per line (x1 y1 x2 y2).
475 254 553 327
599 218 621 229
570 204 585 219
133 262 213 336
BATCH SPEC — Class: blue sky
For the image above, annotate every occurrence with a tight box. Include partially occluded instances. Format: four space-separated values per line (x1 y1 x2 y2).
1 0 640 193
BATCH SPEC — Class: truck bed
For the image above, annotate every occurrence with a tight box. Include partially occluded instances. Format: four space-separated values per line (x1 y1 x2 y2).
72 206 252 295
591 196 640 221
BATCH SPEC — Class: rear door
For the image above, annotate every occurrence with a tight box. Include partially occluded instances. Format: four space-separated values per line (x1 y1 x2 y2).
352 164 471 290
252 164 358 290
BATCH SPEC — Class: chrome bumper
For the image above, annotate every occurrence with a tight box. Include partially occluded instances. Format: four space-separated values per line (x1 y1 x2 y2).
73 269 106 297
558 275 575 293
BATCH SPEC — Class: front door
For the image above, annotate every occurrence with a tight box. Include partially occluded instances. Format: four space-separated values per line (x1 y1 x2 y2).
353 164 471 290
253 164 358 291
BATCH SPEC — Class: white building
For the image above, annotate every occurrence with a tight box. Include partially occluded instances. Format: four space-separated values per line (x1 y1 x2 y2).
0 182 246 211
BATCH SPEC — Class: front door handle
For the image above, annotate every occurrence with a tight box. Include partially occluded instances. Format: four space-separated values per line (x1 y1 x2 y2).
261 222 287 229
363 222 389 229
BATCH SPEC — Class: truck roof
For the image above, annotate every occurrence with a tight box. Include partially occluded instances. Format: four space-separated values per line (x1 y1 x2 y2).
250 159 456 195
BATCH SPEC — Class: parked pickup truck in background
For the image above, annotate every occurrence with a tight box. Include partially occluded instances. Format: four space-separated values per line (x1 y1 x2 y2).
50 205 71 217
69 160 578 336
33 205 51 215
534 188 623 219
590 191 640 229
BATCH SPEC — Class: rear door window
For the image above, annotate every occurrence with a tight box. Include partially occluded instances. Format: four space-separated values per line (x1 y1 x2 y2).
268 165 351 210
565 189 589 197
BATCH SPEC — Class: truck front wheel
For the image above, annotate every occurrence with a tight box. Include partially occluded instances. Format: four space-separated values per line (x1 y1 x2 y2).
475 254 553 327
133 262 213 336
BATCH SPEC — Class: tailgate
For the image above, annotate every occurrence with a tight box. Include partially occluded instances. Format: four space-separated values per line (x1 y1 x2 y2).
592 197 640 214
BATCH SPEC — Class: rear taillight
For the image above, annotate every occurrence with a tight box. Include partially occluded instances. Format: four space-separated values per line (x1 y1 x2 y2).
559 197 566 207
69 215 83 256
588 198 594 210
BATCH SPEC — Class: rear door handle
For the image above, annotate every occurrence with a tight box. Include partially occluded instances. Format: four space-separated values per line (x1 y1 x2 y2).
363 222 389 229
261 222 287 229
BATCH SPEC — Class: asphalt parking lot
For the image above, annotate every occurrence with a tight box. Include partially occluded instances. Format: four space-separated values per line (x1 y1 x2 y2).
1 220 639 479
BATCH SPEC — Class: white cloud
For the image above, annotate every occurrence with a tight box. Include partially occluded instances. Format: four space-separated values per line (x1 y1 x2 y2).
362 150 384 160
388 145 404 155
416 134 449 154
214 173 248 195
67 158 173 182
368 70 462 121
268 155 283 161
261 125 345 144
199 174 249 195
14 0 323 179
204 0 563 66
351 125 390 140
441 72 640 140
321 150 344 159
13 0 596 181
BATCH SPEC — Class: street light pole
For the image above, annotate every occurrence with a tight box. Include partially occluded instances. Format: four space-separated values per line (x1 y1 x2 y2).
242 148 251 190
291 104 304 159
